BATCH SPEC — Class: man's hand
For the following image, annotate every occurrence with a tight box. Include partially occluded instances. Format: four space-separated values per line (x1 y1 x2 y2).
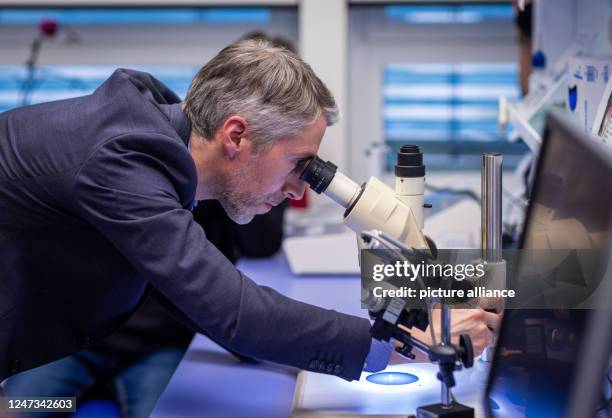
428 308 500 355
391 309 501 363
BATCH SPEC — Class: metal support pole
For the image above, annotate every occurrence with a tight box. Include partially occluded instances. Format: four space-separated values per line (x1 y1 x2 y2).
441 303 451 407
481 153 503 262
480 153 503 363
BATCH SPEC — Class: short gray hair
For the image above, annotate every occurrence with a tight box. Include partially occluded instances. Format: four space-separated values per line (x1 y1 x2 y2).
184 38 338 150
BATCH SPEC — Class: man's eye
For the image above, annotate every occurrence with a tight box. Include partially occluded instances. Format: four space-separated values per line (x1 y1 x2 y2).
292 159 310 173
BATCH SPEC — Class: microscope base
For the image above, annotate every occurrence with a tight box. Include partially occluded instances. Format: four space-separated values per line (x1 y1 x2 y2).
416 402 474 418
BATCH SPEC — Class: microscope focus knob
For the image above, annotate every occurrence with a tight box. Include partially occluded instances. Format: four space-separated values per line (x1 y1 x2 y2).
459 334 474 368
395 345 416 360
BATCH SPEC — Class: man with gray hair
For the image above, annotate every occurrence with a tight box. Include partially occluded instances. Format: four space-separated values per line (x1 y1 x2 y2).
0 38 497 396
183 39 337 225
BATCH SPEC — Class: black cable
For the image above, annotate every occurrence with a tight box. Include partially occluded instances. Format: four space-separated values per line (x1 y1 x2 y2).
425 184 480 203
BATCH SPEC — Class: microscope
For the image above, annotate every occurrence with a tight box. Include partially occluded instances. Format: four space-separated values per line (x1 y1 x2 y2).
299 145 492 418
299 144 430 251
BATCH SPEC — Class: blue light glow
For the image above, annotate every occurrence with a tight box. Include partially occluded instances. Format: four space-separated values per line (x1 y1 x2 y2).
0 8 271 25
366 372 419 385
489 398 500 411
385 5 513 24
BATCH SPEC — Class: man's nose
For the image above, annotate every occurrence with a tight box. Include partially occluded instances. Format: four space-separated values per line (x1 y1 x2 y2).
282 177 307 200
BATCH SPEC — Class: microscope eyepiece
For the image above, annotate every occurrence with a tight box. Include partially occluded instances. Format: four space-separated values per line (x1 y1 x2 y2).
395 144 425 178
300 156 361 208
300 156 338 194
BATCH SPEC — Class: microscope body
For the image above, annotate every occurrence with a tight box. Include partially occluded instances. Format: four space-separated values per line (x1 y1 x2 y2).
345 176 429 251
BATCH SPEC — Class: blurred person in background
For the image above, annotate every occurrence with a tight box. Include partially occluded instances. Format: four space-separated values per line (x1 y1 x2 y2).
514 1 533 97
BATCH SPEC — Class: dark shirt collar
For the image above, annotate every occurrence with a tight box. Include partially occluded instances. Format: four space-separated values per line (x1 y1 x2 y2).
159 103 191 147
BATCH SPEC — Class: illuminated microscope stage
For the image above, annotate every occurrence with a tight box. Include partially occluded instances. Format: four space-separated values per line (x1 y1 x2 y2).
292 361 490 418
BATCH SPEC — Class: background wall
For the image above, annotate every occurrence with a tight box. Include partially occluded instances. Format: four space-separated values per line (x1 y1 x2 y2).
349 4 521 181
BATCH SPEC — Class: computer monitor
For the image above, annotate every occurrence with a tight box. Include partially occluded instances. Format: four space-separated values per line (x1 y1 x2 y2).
484 112 612 418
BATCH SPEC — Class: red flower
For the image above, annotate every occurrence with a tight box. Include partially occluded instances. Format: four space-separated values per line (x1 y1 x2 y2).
39 19 59 37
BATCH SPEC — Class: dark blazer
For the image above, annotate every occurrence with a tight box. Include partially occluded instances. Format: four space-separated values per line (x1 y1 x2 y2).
0 69 371 382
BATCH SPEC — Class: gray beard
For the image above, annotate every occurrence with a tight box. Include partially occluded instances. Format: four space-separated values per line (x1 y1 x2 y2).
216 188 256 225
212 166 259 225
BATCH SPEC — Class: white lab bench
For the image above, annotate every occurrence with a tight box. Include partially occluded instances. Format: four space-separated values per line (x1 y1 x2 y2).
292 361 490 418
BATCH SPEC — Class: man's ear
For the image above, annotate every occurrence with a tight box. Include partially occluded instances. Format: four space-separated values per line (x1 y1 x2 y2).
220 116 249 159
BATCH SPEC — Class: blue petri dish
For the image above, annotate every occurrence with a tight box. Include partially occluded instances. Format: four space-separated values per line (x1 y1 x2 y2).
366 371 419 385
